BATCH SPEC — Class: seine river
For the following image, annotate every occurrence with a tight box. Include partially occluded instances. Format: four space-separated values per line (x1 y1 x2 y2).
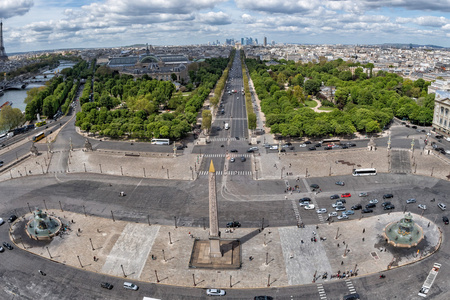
0 61 76 113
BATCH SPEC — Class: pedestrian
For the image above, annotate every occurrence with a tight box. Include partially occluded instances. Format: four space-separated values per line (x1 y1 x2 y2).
362 237 365 242
363 228 365 233
93 256 96 261
337 243 340 247
341 261 344 265
301 240 304 244
343 241 345 245
311 237 313 242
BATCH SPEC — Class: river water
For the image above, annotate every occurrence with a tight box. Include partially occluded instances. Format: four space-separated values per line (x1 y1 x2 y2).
0 61 76 112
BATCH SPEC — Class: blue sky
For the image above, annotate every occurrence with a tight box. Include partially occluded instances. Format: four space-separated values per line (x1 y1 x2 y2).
2 0 450 53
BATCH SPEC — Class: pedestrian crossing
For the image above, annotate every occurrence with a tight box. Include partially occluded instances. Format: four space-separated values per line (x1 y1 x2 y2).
198 170 253 176
345 279 357 295
317 283 327 300
202 153 253 158
209 137 238 142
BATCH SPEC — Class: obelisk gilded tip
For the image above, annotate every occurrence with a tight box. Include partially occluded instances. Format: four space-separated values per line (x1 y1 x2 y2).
209 160 215 173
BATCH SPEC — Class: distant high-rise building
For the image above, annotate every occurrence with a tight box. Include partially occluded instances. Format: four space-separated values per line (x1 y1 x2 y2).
255 38 258 45
241 38 244 45
0 21 8 61
264 37 267 47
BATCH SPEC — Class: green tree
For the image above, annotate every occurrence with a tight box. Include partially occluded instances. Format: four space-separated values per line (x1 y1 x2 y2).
201 110 212 133
0 106 25 131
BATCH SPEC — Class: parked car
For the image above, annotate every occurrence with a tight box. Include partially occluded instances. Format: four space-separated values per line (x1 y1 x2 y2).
344 210 355 215
338 198 346 203
0 246 4 252
254 296 274 300
369 199 378 204
335 206 346 211
443 216 449 225
310 184 320 189
123 282 138 291
328 212 338 217
384 204 395 210
365 203 376 209
383 194 394 199
351 204 362 210
438 203 446 210
304 204 315 210
299 201 310 207
226 221 241 228
406 198 416 204
332 201 344 208
362 208 373 214
316 208 327 214
341 193 351 198
330 194 340 200
337 214 349 220
206 289 226 296
335 181 345 186
2 242 13 250
101 282 113 290
230 158 235 163
0 218 4 225
299 197 311 202
358 192 368 197
382 201 392 207
314 143 322 148
418 204 427 210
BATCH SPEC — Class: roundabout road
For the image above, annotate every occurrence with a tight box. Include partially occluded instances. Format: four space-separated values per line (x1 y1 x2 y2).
0 172 449 299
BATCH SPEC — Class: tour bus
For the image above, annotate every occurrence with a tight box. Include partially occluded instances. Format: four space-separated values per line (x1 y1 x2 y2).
151 138 170 145
321 138 340 145
352 168 377 176
33 132 45 142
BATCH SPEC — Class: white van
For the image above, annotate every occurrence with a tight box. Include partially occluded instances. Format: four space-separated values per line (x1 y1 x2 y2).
123 282 138 290
225 123 229 130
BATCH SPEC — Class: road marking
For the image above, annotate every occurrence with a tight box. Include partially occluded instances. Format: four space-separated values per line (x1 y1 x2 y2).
345 279 357 295
198 170 253 176
316 283 327 300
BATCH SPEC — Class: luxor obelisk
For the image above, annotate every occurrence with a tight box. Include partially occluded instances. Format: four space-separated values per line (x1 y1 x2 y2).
208 160 222 257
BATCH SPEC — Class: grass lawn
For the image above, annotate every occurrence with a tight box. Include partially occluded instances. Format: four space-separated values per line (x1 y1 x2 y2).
304 100 317 108
318 106 335 111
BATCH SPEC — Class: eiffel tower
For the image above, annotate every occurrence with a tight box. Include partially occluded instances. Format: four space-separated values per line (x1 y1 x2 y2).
0 21 8 61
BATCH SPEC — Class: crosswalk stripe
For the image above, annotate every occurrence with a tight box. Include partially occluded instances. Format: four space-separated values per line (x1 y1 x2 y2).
198 170 253 176
202 153 252 158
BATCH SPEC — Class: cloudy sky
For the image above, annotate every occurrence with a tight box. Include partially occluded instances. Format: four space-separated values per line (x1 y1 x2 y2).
2 0 450 53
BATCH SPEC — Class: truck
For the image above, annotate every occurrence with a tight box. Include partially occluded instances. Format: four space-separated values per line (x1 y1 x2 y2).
418 263 441 297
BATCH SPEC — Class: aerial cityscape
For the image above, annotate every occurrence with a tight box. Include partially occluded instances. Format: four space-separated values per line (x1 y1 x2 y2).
1 1 450 300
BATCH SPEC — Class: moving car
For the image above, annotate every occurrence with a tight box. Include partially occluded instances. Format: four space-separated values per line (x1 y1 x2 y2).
0 246 4 252
0 218 4 225
254 296 274 300
358 192 368 197
341 193 351 198
207 289 226 296
2 242 13 250
335 181 345 186
324 146 332 150
240 156 246 162
316 208 327 214
226 221 241 228
308 146 316 151
406 198 416 204
418 204 427 210
343 293 360 300
443 216 449 225
310 184 320 189
230 149 238 153
383 194 394 199
101 282 113 290
230 158 235 163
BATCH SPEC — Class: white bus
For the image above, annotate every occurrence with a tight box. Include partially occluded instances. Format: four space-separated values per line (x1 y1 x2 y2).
151 138 170 145
352 168 377 176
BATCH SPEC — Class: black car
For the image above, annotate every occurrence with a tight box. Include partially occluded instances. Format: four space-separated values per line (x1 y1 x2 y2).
8 215 17 223
230 149 238 153
299 197 312 202
436 134 444 139
254 297 274 300
351 204 362 210
384 204 395 210
247 149 254 153
235 136 240 140
330 194 340 200
310 184 320 189
280 148 286 152
226 221 241 228
362 208 373 214
2 242 13 250
304 141 312 144
176 145 184 150
341 145 348 149
101 282 113 289
240 156 246 162
411 125 417 129
382 201 392 207
308 147 316 151
324 146 332 150
284 142 292 146
383 194 394 199
365 203 376 209
348 143 356 147
443 216 449 225
289 146 295 150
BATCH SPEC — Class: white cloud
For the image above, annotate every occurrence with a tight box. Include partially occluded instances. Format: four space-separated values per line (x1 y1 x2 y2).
0 0 34 19
197 11 231 25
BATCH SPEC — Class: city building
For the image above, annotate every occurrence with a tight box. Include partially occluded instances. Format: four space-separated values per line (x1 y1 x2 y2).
432 90 450 134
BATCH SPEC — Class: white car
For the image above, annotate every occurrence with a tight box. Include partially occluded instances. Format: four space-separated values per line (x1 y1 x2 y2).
446 137 450 142
359 192 368 197
316 208 327 214
0 218 4 225
337 214 349 220
299 201 310 207
418 204 427 210
438 203 446 210
206 289 226 296
299 143 307 147
332 201 344 208
304 204 315 210
269 145 278 150
369 199 378 204
328 212 337 217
